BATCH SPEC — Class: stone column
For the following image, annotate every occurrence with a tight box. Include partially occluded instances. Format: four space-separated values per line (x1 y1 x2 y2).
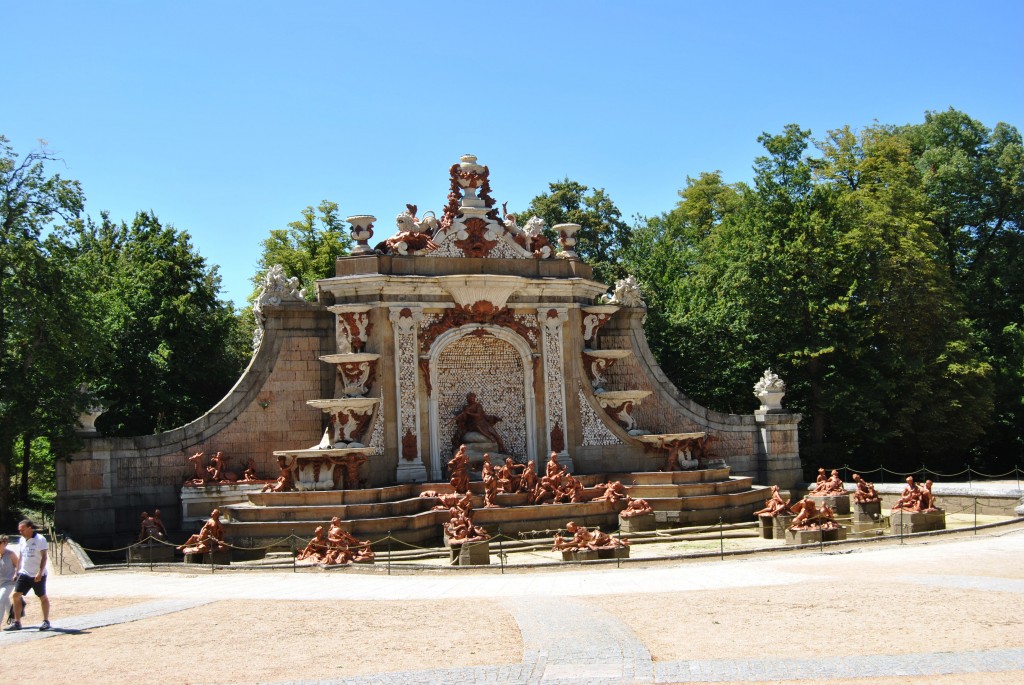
753 411 802 490
539 307 573 471
389 306 427 482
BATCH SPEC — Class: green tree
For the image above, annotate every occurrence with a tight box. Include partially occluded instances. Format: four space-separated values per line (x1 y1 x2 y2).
70 211 250 436
628 123 993 473
250 200 351 302
898 109 1024 469
517 179 630 284
0 136 88 516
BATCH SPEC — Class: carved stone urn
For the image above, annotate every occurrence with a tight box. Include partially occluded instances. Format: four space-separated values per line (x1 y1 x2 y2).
553 223 580 260
347 215 376 255
753 368 786 412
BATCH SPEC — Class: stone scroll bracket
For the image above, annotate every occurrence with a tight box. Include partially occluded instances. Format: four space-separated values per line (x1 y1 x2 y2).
539 307 573 472
389 306 427 483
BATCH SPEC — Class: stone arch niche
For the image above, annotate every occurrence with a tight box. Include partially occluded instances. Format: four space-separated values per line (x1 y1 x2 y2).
427 324 537 480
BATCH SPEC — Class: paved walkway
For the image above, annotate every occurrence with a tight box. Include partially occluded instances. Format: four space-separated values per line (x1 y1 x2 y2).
14 527 1024 683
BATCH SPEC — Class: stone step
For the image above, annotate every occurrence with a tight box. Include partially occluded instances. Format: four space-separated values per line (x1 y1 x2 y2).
606 468 732 485
624 476 754 498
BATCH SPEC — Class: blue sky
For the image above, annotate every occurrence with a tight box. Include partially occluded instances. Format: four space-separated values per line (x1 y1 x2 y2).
5 1 1022 306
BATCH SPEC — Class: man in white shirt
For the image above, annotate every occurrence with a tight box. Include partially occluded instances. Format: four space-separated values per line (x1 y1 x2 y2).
4 520 49 631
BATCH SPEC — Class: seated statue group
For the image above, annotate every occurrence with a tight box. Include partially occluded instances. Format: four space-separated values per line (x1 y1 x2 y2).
851 474 880 503
891 476 938 513
137 509 169 543
178 508 228 555
552 521 628 553
788 497 840 531
811 468 848 497
297 517 374 565
754 484 794 517
185 451 269 486
443 502 490 545
619 497 654 518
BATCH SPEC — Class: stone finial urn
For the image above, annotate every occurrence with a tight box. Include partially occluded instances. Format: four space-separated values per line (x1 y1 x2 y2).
553 223 580 260
753 368 786 411
347 215 376 255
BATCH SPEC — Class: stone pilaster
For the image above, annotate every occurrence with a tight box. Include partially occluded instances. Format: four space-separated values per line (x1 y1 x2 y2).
539 307 573 471
390 306 427 482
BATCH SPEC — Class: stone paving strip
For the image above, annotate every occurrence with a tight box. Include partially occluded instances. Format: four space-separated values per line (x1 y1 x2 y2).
0 598 213 645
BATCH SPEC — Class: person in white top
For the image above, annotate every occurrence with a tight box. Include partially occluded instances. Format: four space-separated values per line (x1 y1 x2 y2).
0 536 18 625
4 520 49 631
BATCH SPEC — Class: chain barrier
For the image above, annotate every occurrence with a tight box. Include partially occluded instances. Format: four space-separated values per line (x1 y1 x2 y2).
832 464 1022 482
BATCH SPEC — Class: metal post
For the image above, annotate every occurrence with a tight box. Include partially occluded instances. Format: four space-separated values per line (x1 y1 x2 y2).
719 517 724 560
899 512 904 545
819 524 824 553
387 531 392 576
968 466 972 485
974 498 978 534
149 538 154 572
210 546 215 574
291 529 296 573
498 526 504 574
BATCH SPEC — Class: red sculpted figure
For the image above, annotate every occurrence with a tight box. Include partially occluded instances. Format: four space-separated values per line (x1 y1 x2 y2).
620 497 654 518
262 455 295 492
178 508 227 554
851 474 880 503
594 480 628 503
448 444 470 494
892 476 923 512
186 451 207 485
754 485 793 517
454 392 506 453
481 455 500 508
297 526 329 562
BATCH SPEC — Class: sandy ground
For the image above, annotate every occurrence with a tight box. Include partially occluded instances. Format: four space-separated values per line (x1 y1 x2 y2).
2 599 520 685
3 525 1022 684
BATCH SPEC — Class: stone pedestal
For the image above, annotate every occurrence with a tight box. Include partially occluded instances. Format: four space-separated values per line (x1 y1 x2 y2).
890 509 946 534
129 543 175 563
597 546 630 559
784 526 847 545
183 550 232 565
561 549 599 561
619 513 656 533
450 540 490 566
757 515 774 539
853 500 882 523
809 494 850 515
772 514 794 539
395 460 427 484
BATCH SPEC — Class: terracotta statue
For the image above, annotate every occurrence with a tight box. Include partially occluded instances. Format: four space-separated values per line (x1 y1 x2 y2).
262 455 295 492
851 474 880 503
544 452 565 488
892 476 923 512
620 497 654 518
297 526 329 562
186 451 207 485
137 511 166 542
481 455 499 508
789 497 839 531
594 480 628 503
444 506 489 544
813 467 827 490
242 458 259 482
152 509 168 538
329 452 368 489
323 516 375 565
454 393 506 453
497 457 520 493
206 452 238 483
754 485 793 517
919 479 938 512
552 521 628 552
448 445 470 494
517 461 538 493
178 508 227 554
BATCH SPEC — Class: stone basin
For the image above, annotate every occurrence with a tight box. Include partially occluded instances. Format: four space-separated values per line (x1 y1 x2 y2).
306 397 378 413
592 390 652 404
318 353 381 365
582 349 632 360
581 305 620 316
635 432 707 448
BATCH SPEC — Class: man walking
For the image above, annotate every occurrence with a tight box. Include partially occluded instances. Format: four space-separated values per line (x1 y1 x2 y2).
4 520 49 631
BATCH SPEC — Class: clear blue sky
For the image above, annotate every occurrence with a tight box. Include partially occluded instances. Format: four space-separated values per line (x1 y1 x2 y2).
5 1 1022 306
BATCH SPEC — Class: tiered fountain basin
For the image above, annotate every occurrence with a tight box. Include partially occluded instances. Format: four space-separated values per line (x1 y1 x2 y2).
583 349 632 387
272 446 373 491
318 353 380 397
306 397 377 446
636 432 707 469
221 469 764 549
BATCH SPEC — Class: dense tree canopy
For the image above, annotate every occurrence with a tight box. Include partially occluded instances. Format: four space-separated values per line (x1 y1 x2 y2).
69 212 250 435
622 110 1018 474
